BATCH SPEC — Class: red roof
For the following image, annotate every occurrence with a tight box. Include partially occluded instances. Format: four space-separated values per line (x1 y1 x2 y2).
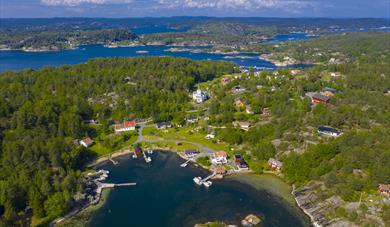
213 151 227 158
115 120 136 130
124 120 136 127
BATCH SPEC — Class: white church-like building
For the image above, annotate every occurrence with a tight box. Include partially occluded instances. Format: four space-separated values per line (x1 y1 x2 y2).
192 85 208 103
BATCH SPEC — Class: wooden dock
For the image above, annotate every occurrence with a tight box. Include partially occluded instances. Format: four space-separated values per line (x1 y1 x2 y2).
109 157 119 165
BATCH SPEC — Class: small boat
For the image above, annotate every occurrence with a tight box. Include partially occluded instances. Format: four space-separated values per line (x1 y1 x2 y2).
132 154 137 159
193 177 202 185
203 181 212 187
180 163 188 168
145 157 152 163
147 150 153 154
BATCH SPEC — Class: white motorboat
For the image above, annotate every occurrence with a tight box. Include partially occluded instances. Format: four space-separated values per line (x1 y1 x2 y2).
193 177 202 185
203 181 212 187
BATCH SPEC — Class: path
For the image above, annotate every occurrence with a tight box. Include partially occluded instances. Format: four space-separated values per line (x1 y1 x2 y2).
134 123 215 155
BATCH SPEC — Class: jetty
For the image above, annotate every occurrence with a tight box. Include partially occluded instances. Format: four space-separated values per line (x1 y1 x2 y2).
193 173 216 187
109 157 119 165
202 173 216 181
180 159 191 167
94 182 137 204
143 152 152 163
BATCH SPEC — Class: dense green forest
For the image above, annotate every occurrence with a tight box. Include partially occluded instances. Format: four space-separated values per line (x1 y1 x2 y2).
0 57 235 225
0 28 138 50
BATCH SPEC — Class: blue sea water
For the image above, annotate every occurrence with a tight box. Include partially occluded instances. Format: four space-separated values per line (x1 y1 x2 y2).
266 33 319 43
0 32 316 73
90 152 310 227
0 45 275 72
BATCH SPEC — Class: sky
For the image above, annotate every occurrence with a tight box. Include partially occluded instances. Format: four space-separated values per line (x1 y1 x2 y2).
1 0 389 18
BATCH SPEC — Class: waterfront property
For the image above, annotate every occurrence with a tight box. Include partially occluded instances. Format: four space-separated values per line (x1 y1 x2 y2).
234 154 243 164
114 120 136 133
211 151 228 165
88 152 309 227
239 161 249 171
80 137 94 148
268 158 283 171
184 149 200 158
134 146 143 157
317 126 341 137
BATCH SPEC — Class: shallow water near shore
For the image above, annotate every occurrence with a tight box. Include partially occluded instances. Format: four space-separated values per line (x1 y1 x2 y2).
89 151 310 227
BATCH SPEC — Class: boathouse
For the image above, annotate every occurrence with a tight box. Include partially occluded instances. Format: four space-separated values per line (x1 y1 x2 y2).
184 149 200 158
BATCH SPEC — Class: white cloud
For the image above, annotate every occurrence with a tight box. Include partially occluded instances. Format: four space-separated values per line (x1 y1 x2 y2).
161 0 314 11
41 0 132 7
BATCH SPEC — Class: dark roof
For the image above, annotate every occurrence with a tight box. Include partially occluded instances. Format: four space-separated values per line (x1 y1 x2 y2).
318 126 339 134
134 146 142 153
234 154 242 159
185 149 199 154
322 87 338 93
239 161 249 168
312 93 330 101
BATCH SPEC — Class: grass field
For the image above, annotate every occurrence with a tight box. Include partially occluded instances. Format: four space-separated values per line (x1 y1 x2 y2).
89 131 138 157
142 126 230 151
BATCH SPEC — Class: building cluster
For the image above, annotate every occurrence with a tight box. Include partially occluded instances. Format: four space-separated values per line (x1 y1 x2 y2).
305 87 338 105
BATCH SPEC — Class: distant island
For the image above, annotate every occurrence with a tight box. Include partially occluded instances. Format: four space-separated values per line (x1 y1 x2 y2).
0 19 389 227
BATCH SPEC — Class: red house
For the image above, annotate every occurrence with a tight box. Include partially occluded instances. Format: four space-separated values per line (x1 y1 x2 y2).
379 184 390 197
311 93 330 104
134 146 143 158
114 120 136 133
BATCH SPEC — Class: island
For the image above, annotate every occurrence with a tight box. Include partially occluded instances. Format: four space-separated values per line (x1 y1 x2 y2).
0 26 389 227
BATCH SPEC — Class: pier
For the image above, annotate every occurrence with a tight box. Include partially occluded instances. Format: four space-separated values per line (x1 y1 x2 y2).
94 182 137 204
180 159 191 167
202 173 216 181
143 152 152 163
109 157 119 165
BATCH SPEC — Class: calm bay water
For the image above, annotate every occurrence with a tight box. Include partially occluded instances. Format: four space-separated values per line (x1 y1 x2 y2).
0 45 274 72
0 33 316 73
90 152 310 227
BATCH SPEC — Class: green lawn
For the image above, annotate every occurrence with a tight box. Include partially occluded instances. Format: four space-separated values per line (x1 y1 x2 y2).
143 126 230 151
89 131 138 157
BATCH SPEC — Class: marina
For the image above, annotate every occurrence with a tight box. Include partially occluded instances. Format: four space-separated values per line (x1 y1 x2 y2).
89 151 310 227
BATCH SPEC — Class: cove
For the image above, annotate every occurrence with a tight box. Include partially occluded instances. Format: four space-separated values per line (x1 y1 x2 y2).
89 151 310 227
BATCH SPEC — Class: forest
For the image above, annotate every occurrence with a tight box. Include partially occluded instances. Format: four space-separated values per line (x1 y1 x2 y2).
0 57 236 225
0 28 138 51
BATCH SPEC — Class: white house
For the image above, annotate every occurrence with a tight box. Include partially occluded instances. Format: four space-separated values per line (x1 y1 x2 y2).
205 134 215 139
211 151 228 165
192 85 207 103
80 137 94 148
114 120 136 133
